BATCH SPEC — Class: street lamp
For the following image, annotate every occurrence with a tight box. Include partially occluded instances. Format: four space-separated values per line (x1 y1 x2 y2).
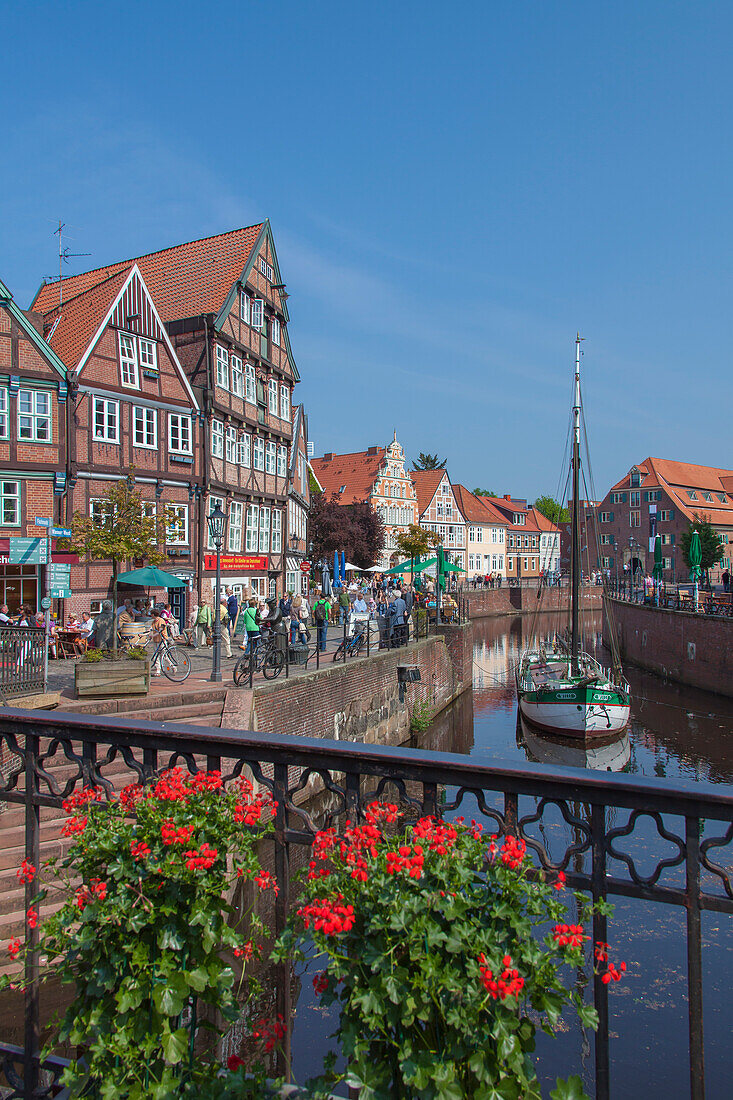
207 502 228 683
290 534 299 552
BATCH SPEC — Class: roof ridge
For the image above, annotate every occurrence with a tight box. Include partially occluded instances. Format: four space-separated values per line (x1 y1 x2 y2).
43 265 133 317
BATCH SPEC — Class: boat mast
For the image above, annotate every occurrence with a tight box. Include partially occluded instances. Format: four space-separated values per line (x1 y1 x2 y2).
571 334 582 675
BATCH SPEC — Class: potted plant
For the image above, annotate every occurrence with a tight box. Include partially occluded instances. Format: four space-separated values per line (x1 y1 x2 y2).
4 769 285 1098
276 803 627 1100
74 643 152 697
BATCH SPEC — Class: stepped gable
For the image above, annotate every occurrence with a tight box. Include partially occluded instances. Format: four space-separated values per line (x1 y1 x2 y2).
32 224 264 323
311 447 386 504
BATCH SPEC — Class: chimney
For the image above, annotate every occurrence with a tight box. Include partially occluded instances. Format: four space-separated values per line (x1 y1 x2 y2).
323 453 333 462
367 446 379 456
504 494 512 501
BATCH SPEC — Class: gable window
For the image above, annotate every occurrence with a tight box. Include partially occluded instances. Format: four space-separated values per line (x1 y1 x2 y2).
133 406 156 448
265 440 276 474
271 318 281 346
0 481 21 526
240 291 251 323
168 414 192 455
258 506 270 553
19 389 52 442
118 333 140 388
253 437 265 471
138 338 157 372
0 389 9 439
718 493 728 504
216 345 229 390
165 504 188 545
245 505 259 552
230 355 244 398
251 299 264 330
226 426 238 463
259 257 274 282
228 501 243 552
206 496 224 549
211 418 224 458
238 432 251 467
271 509 282 553
277 444 287 478
245 363 256 403
703 492 713 503
93 397 119 443
268 379 278 415
279 384 290 420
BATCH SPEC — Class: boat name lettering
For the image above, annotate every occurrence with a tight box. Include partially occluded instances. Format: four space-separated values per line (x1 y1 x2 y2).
556 693 577 700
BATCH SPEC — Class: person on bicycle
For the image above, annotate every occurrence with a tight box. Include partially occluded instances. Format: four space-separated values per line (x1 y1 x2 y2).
240 598 261 655
150 608 169 677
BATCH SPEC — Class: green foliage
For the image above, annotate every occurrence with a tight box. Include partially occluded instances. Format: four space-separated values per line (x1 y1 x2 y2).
473 488 498 498
396 524 441 562
5 770 278 1098
83 647 105 663
532 496 570 525
410 700 433 732
279 807 623 1100
69 475 169 569
413 453 447 470
679 514 725 575
125 645 149 661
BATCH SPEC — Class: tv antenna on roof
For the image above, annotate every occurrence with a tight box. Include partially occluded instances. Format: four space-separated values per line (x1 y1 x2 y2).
45 220 91 308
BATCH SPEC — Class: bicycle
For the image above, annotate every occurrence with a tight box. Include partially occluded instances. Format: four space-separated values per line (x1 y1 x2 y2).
151 635 191 682
332 621 367 662
232 631 284 685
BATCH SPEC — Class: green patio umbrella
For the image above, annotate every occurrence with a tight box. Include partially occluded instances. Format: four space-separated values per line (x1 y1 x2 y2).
116 566 187 588
383 557 437 575
688 530 702 611
652 535 664 580
442 561 466 573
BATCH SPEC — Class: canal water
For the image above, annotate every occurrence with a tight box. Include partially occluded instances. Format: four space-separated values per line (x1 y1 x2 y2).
291 611 733 1098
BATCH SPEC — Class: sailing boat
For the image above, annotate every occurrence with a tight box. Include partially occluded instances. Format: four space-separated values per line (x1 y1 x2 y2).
515 336 631 738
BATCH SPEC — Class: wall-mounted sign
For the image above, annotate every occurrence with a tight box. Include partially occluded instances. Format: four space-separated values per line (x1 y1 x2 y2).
203 554 268 572
51 526 72 538
300 561 311 573
9 538 49 565
50 587 72 599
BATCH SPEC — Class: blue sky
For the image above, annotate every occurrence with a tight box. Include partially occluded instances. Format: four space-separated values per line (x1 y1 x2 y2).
3 1 732 499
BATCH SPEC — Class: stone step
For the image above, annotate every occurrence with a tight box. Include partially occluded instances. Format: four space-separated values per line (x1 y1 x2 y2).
56 685 227 716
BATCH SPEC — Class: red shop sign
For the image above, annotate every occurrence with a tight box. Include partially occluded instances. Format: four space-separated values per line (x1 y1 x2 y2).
203 554 269 572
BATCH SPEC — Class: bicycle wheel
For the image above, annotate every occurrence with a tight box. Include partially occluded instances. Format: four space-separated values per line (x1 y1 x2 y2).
232 653 252 686
263 650 285 679
332 642 346 663
353 633 365 656
160 644 191 682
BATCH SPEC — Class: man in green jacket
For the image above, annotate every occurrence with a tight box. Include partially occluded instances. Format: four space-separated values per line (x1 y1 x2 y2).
312 592 331 652
194 601 212 648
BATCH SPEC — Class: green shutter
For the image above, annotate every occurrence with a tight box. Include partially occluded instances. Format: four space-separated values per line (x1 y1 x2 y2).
610 511 614 522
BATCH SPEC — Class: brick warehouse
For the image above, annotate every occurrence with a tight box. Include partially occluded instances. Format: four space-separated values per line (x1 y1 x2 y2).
26 222 305 623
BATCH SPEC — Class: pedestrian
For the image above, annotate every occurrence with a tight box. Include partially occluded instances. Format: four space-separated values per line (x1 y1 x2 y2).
0 604 11 626
218 597 232 657
388 589 407 647
337 588 350 625
240 598 261 655
194 600 212 648
723 569 730 593
312 590 331 651
150 606 169 676
290 594 302 645
226 587 239 639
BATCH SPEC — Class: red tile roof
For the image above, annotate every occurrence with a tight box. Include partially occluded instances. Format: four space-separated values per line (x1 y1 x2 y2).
409 469 446 515
311 448 386 504
452 484 508 526
609 457 733 526
44 267 132 369
32 224 264 323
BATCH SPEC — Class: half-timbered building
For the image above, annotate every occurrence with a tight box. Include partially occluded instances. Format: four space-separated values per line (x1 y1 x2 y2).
286 404 311 597
411 468 467 571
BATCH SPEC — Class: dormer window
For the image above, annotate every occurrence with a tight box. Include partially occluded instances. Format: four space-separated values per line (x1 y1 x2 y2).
703 492 713 502
339 485 346 493
630 468 641 488
688 490 698 501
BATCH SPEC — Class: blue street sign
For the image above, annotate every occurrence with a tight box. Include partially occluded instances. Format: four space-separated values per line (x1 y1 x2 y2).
34 517 51 527
51 527 73 538
9 538 49 565
48 564 71 582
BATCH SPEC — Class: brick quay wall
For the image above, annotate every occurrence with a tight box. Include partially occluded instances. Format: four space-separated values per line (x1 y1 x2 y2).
603 597 733 699
465 586 602 618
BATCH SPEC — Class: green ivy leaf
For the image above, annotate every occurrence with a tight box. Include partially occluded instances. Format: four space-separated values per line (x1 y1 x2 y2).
161 1026 189 1065
186 966 209 992
550 1075 590 1100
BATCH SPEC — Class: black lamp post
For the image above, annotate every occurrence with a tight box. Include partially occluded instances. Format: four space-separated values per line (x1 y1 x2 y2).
207 502 227 683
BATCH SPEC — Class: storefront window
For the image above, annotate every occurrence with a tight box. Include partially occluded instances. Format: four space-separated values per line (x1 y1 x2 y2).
0 565 38 614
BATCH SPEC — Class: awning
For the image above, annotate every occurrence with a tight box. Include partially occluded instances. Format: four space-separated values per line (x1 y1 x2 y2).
286 557 302 573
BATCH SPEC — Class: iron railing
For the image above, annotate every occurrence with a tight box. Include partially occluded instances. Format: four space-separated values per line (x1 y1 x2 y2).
0 708 730 1098
0 628 45 698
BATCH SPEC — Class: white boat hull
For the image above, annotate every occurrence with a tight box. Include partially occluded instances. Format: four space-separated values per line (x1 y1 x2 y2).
518 696 630 737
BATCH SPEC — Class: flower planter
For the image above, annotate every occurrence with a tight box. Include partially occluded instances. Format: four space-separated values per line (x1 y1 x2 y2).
75 657 150 697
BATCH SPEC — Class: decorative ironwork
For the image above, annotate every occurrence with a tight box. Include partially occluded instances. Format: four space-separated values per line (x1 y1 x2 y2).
0 628 45 697
0 708 730 1099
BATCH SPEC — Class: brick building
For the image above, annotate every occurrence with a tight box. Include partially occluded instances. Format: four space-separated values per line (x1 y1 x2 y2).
33 223 299 606
0 279 71 613
452 485 507 578
485 495 560 582
311 435 418 569
595 457 733 584
411 469 467 571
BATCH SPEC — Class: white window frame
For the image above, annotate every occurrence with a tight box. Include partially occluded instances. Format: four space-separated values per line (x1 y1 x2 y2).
0 480 21 526
245 363 256 403
90 498 115 526
118 332 139 388
251 298 264 330
268 379 278 415
259 257 274 282
230 354 244 398
245 505 259 552
92 397 119 443
18 389 52 443
133 405 157 449
253 437 265 471
271 318 281 346
279 383 290 420
211 418 224 459
258 506 270 553
216 345 229 390
138 338 157 372
226 426 238 463
166 504 189 546
0 389 9 440
228 501 243 552
238 432 251 467
240 291 251 323
168 414 192 455
265 440 276 475
277 444 287 478
271 509 282 553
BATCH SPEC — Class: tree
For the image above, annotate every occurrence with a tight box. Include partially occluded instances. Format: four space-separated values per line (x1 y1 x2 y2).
69 477 169 655
473 488 498 498
395 525 441 578
532 495 570 525
679 514 724 584
413 453 447 470
307 493 386 571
